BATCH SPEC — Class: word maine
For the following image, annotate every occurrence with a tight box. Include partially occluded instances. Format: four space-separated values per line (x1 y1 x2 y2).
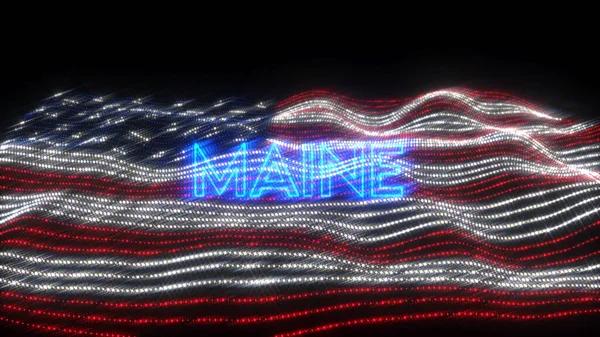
193 141 407 199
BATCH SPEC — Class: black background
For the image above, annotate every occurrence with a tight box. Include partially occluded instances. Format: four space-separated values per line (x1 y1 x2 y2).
1 22 600 337
1 30 599 130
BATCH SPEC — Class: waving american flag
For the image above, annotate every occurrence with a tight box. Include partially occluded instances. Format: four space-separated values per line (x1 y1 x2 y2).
1 89 600 337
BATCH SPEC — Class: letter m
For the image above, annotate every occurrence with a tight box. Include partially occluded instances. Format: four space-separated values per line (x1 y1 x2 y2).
193 143 247 197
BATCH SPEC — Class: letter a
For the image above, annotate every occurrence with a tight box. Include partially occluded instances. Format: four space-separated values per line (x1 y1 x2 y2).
250 143 299 198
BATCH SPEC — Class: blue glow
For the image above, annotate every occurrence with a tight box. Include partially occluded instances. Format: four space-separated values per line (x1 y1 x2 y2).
249 143 300 198
319 143 365 198
192 141 408 200
193 142 247 197
302 143 317 198
370 142 405 198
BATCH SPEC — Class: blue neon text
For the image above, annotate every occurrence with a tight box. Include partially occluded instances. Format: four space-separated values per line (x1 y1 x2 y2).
193 141 407 199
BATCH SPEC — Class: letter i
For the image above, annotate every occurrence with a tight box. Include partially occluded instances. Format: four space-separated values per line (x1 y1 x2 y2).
302 143 317 198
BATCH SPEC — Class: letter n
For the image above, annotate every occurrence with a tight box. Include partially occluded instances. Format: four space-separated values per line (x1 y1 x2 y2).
320 142 365 198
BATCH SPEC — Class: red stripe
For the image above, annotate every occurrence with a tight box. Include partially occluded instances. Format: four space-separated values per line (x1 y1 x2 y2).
4 216 600 252
0 166 592 202
276 309 600 337
3 286 600 310
4 219 600 269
